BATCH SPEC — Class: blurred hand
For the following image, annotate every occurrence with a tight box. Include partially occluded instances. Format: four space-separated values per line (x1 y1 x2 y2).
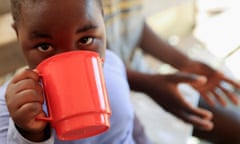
182 61 240 107
144 72 213 131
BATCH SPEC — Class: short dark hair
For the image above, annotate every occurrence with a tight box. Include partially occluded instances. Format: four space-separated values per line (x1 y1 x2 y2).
10 0 103 23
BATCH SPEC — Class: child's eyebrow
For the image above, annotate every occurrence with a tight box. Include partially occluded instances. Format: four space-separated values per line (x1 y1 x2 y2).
30 31 52 40
76 24 98 34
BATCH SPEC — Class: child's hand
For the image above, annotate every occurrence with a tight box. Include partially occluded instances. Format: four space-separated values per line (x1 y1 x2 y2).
5 69 49 142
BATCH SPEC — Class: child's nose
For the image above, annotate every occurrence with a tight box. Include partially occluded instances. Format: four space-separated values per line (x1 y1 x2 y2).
57 44 79 53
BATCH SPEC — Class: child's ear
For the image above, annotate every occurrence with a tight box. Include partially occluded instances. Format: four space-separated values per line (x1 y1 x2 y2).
11 22 19 37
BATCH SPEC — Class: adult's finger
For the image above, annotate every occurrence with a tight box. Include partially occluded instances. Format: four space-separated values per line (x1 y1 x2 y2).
181 111 213 131
218 85 239 105
211 88 227 107
222 75 240 90
198 92 216 107
166 73 206 86
175 106 213 131
170 95 213 130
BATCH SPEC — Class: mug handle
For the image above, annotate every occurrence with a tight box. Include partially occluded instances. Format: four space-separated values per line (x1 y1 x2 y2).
35 73 53 122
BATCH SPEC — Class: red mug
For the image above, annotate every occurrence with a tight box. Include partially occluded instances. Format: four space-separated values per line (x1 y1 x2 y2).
36 50 111 140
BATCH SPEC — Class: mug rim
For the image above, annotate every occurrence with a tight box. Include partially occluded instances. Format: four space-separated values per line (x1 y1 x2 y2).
36 50 99 70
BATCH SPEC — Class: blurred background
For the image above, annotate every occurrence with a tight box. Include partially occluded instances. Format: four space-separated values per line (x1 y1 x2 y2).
1 0 240 143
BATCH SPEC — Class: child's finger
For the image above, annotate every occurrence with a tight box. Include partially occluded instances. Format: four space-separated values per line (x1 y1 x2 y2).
10 69 39 84
13 102 46 132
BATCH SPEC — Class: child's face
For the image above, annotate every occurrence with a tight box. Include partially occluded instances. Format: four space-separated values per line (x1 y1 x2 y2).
14 0 106 69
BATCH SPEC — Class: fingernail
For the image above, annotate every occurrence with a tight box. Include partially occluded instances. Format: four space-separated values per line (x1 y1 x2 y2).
33 69 39 74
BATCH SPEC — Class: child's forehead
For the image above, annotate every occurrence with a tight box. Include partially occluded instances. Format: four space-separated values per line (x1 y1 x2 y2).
12 0 101 22
20 0 101 19
17 0 103 32
11 0 102 21
22 0 100 8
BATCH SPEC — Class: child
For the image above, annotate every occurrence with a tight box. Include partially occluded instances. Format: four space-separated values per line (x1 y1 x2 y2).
0 0 135 143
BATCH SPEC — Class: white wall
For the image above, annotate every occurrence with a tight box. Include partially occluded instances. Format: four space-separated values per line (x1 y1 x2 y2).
144 0 196 38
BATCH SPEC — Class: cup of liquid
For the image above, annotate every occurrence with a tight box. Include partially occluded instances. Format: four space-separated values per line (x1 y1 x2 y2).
36 50 111 140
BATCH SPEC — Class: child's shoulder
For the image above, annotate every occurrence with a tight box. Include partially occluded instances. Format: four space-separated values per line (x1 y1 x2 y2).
105 50 124 68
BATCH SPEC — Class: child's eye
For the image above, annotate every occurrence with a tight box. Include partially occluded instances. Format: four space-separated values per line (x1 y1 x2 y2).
79 37 94 45
36 43 54 52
